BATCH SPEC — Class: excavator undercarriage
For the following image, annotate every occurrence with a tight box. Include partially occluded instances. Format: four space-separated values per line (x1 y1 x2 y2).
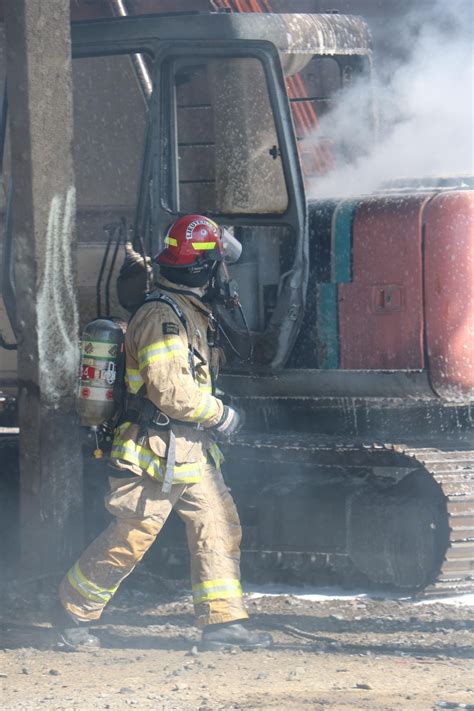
2 422 473 596
137 395 474 597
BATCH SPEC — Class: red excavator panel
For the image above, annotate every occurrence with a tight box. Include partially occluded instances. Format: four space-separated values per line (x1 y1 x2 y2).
339 195 432 369
424 190 474 400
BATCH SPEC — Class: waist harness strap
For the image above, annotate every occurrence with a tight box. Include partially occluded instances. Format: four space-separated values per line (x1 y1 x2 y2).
161 430 177 494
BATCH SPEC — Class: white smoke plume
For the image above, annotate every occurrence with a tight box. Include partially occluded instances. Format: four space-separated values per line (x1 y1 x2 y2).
307 0 474 198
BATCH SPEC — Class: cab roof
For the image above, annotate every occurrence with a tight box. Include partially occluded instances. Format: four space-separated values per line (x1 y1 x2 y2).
71 12 372 58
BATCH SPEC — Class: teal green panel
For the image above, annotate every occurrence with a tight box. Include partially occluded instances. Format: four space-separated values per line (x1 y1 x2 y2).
317 283 338 369
331 199 358 283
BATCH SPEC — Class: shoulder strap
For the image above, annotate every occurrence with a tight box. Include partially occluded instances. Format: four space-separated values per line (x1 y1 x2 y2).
129 291 188 334
144 292 189 337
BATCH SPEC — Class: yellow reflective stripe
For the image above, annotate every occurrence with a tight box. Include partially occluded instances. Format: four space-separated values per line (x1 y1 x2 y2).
72 562 118 596
192 242 216 250
190 392 215 424
193 578 242 592
126 368 142 381
144 350 179 367
192 578 243 604
111 439 204 483
194 590 243 603
114 421 131 437
208 442 224 469
67 562 118 604
138 337 185 369
125 368 144 394
67 573 105 604
165 236 178 246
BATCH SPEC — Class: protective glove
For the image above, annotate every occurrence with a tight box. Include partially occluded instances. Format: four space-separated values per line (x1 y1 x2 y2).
214 405 244 440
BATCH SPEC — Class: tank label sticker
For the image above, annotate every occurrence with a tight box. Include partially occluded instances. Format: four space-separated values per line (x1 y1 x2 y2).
80 362 116 386
82 341 119 359
80 365 95 381
104 361 117 385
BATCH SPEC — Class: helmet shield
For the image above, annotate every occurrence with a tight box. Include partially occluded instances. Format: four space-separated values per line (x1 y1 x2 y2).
220 227 242 264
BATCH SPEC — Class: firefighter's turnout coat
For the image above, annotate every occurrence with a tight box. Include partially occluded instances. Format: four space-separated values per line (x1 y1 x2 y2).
60 280 248 627
111 283 224 482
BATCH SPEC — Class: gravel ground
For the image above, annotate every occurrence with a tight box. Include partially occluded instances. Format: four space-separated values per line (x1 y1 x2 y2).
1 575 473 711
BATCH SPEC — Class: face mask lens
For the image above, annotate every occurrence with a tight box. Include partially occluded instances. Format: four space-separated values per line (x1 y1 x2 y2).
220 227 242 264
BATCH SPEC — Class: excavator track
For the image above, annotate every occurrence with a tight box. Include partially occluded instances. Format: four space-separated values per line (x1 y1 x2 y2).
387 444 474 597
225 433 474 596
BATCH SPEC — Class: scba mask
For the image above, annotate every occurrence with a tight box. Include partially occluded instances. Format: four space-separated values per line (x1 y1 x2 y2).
218 226 242 266
210 229 252 363
208 227 242 308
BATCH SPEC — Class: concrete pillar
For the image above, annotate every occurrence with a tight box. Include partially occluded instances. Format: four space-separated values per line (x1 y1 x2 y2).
5 0 83 576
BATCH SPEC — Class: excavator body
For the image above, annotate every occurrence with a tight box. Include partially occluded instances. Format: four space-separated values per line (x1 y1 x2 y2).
0 11 472 594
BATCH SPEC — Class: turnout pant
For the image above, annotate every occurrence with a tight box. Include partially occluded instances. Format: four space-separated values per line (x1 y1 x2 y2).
59 463 248 627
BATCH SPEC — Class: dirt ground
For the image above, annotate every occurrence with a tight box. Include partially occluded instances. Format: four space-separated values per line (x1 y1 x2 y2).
1 574 473 711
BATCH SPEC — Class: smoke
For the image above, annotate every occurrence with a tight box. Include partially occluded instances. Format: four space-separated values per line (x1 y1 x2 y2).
307 0 474 198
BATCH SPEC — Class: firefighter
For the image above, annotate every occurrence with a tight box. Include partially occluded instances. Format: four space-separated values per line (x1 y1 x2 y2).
55 215 272 651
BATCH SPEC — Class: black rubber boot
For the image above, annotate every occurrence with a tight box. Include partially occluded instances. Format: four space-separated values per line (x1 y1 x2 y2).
200 622 272 651
51 604 101 651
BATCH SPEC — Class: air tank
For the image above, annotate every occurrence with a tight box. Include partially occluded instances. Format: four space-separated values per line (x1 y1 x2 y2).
76 319 124 427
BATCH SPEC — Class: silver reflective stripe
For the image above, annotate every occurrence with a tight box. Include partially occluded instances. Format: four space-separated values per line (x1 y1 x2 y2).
67 563 116 604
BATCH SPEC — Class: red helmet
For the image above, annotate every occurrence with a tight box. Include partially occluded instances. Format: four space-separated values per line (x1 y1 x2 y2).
156 215 224 268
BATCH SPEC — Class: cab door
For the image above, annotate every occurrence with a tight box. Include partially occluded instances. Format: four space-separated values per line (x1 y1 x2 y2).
149 41 308 368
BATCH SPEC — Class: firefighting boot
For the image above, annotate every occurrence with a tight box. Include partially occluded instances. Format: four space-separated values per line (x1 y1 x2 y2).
51 604 101 651
200 622 272 651
57 625 101 651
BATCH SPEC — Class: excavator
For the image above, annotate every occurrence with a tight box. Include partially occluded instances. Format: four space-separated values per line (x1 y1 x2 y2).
0 7 473 595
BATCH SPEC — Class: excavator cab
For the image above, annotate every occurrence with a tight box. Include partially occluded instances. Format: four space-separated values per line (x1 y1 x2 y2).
1 12 373 383
67 11 373 370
